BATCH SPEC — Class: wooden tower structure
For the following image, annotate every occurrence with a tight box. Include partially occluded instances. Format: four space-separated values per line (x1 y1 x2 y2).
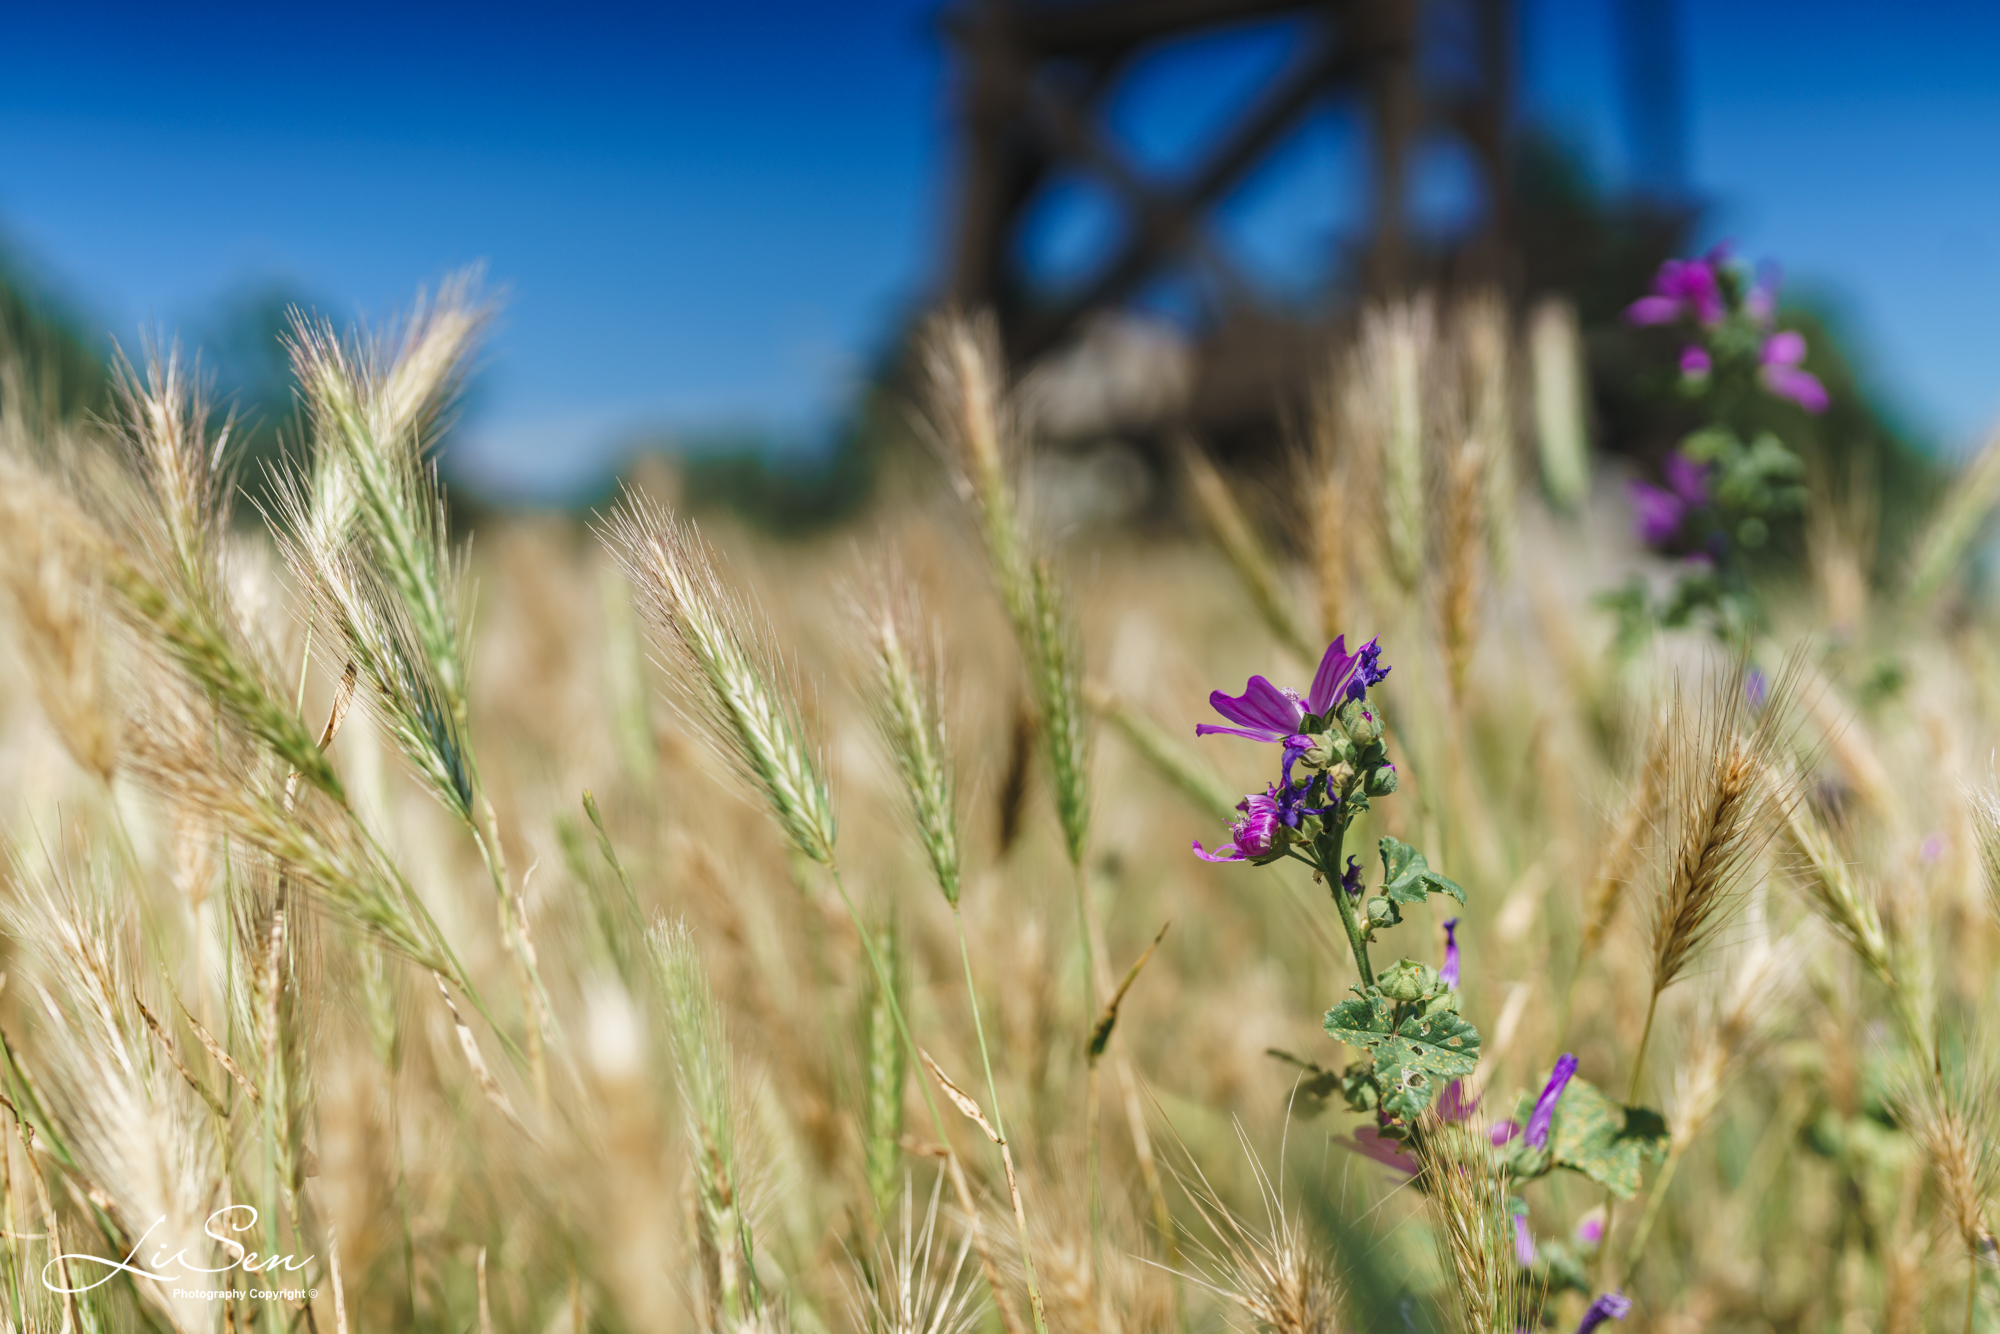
941 0 1515 443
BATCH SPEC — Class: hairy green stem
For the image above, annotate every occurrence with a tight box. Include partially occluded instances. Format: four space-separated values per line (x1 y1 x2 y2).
1602 989 1665 1288
1620 1140 1684 1283
1318 826 1374 987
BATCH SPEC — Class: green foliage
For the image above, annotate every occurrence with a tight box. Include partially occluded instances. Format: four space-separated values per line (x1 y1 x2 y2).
1377 835 1466 906
1325 991 1482 1122
1531 1076 1669 1198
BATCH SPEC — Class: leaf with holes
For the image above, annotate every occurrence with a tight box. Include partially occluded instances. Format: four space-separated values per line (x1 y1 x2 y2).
1377 836 1467 906
1539 1076 1668 1198
1324 994 1482 1088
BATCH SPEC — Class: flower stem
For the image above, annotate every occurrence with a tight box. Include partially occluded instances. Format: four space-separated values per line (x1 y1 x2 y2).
1620 1140 1684 1283
1627 989 1662 1105
1319 826 1374 988
1601 987 1665 1289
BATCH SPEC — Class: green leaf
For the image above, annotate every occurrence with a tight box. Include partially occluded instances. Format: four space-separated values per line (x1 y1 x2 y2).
1377 836 1467 906
1542 1076 1668 1198
1324 995 1482 1088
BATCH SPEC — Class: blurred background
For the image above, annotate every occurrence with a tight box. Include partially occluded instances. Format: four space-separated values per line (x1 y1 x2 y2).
1 0 1994 521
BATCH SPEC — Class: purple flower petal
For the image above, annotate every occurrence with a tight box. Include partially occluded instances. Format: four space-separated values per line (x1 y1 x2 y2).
1345 1127 1419 1175
1436 1078 1476 1122
1761 364 1829 414
1526 1053 1579 1151
1760 330 1807 367
1575 1293 1633 1334
1624 295 1681 326
1346 638 1390 703
1627 481 1687 546
1234 793 1280 856
1663 451 1710 505
1489 1119 1521 1146
1513 1214 1537 1266
1683 266 1725 327
1439 917 1461 988
1195 723 1291 742
1678 344 1712 379
1305 635 1360 717
1205 674 1304 741
1574 1208 1606 1247
1191 839 1244 863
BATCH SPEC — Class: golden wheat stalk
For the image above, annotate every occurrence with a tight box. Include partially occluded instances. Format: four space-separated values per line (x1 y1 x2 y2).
606 498 837 865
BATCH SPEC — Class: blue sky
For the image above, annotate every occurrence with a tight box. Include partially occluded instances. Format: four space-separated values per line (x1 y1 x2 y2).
2 1 1996 500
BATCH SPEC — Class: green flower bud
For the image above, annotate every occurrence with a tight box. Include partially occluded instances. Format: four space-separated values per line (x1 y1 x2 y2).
1326 760 1357 790
1422 989 1461 1016
1339 698 1383 745
1300 729 1356 769
1365 762 1398 796
1377 958 1438 1003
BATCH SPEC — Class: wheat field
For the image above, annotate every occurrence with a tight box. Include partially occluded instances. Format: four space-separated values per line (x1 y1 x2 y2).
0 274 1995 1334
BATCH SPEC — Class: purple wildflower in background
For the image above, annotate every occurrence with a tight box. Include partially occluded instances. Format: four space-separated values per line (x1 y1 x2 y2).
1197 635 1385 744
1525 1053 1579 1151
1513 1214 1537 1266
1436 1079 1475 1121
1626 255 1726 327
1439 917 1461 988
1678 345 1712 380
1628 451 1709 546
1346 1126 1419 1175
1575 1293 1633 1333
1745 668 1768 710
1434 1080 1518 1144
1575 1209 1607 1248
1192 791 1280 863
1343 1083 1518 1174
1759 330 1829 413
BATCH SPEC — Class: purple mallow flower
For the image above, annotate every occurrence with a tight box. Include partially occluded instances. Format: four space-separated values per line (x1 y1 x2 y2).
1626 255 1726 328
1439 918 1461 988
1525 1053 1579 1151
1575 1208 1607 1249
1346 1126 1419 1175
1513 1214 1537 1267
1575 1293 1633 1334
1678 344 1712 380
1344 1079 1505 1177
1192 791 1280 863
1628 450 1710 546
1759 329 1828 413
1198 635 1384 744
1193 776 1334 863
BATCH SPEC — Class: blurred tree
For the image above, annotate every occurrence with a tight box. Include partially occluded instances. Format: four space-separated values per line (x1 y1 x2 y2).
0 239 112 420
194 280 321 520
